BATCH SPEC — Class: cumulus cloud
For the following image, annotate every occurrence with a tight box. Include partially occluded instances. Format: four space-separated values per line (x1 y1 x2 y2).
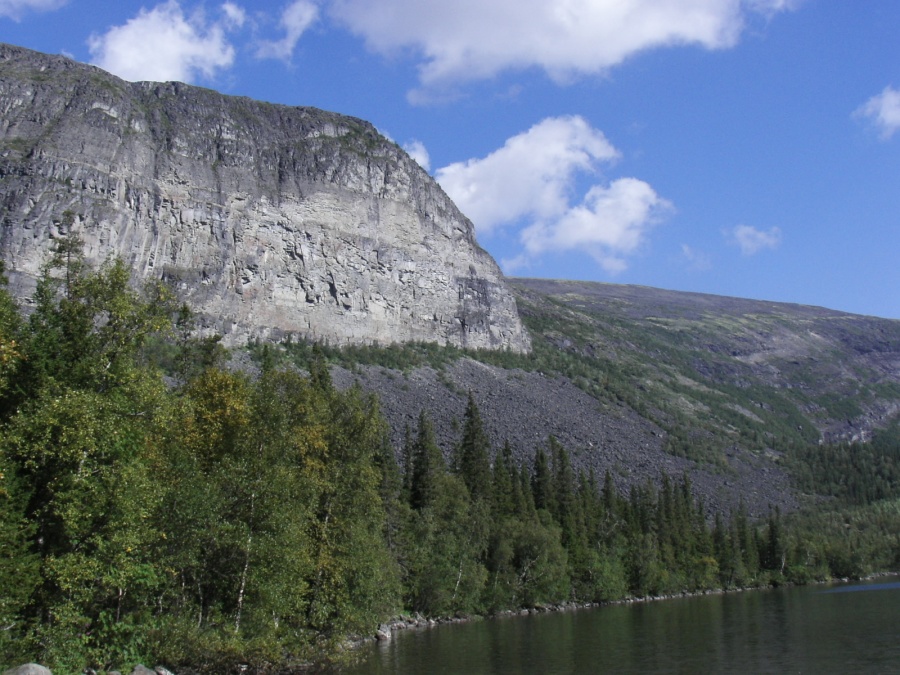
87 1 240 83
255 0 319 61
0 0 66 20
403 140 431 171
435 116 669 274
728 224 782 255
328 0 795 90
520 178 671 273
436 116 619 236
855 86 900 140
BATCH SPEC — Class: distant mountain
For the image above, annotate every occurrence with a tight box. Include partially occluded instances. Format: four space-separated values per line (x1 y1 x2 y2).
323 278 900 517
0 42 529 352
512 278 900 448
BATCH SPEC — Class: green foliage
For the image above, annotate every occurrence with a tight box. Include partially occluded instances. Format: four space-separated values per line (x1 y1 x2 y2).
404 472 489 615
408 411 446 512
255 334 464 374
0 241 398 671
789 428 900 505
0 262 23 410
1 238 177 669
0 442 39 662
454 392 493 503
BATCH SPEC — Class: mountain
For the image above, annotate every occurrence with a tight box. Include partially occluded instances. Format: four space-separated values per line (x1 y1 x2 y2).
4 43 900 518
512 278 900 447
0 43 529 352
318 278 900 517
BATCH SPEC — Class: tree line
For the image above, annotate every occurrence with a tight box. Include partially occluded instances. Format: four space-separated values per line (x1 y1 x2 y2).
1 240 898 673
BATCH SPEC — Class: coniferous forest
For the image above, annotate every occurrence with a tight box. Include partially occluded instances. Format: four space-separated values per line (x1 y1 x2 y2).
2 242 900 673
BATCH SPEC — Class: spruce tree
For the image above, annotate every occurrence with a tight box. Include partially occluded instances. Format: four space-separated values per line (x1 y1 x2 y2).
401 423 414 504
409 411 446 511
532 445 554 513
492 440 516 518
550 437 579 549
455 391 493 503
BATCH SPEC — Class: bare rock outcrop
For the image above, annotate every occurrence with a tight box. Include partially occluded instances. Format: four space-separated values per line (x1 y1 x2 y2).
0 43 530 351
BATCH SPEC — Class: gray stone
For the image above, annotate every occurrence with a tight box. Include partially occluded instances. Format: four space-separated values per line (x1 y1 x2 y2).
0 43 530 354
2 665 52 675
129 666 156 675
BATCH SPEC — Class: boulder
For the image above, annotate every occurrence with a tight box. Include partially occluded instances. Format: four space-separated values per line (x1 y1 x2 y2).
2 665 52 675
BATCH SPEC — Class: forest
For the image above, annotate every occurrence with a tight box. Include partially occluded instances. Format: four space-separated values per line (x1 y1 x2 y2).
1 240 899 673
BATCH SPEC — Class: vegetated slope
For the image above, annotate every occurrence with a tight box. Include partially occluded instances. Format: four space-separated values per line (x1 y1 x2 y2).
511 278 900 450
325 278 900 519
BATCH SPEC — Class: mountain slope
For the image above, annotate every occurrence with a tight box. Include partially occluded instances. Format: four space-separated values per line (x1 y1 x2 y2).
512 278 900 449
314 278 900 518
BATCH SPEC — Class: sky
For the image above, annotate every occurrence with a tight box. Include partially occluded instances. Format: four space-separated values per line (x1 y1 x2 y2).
2 1 899 319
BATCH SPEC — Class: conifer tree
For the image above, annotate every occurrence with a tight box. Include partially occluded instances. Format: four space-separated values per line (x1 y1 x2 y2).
763 507 785 574
455 391 493 503
409 411 446 511
518 464 536 516
401 423 414 503
531 445 554 513
492 440 516 518
734 500 760 578
602 469 618 516
550 438 585 563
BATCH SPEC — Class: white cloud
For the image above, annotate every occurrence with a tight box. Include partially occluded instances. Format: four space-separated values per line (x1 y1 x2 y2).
87 1 240 83
403 140 431 171
221 2 246 29
855 86 900 140
745 0 804 15
328 0 795 90
435 116 669 274
436 115 619 236
728 224 782 255
681 244 712 271
255 0 319 61
520 178 671 273
0 0 66 20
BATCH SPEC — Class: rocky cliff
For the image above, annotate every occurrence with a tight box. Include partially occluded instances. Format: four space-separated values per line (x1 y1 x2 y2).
0 43 530 351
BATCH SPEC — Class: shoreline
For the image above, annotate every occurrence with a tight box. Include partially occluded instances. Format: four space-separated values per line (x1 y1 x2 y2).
7 574 897 674
372 570 900 642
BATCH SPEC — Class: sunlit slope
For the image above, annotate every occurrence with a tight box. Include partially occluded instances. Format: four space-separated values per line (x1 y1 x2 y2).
511 278 900 462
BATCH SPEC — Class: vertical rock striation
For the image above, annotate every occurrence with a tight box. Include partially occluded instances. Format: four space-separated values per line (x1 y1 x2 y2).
0 43 530 351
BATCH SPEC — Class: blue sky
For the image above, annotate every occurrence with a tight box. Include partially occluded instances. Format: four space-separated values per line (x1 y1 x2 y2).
2 1 899 319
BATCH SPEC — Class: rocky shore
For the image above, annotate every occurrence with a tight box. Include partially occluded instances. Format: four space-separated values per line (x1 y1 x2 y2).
7 574 895 675
371 571 900 643
2 666 175 675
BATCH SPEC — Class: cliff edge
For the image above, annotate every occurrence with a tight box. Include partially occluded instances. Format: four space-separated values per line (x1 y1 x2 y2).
0 43 530 351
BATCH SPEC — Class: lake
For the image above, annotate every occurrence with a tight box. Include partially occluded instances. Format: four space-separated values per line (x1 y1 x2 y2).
343 579 900 674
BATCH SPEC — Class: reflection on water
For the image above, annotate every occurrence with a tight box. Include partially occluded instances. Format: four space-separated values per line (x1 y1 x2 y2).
820 580 900 594
343 579 900 675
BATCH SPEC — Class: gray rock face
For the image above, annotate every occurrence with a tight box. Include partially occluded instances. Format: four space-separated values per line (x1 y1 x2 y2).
0 43 530 352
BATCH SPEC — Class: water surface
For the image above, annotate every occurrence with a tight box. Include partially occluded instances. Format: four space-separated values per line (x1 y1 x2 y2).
344 580 900 674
